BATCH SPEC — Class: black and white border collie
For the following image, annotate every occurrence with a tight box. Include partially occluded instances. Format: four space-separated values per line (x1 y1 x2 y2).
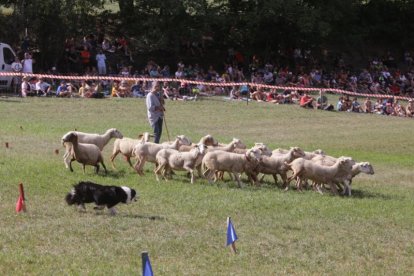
65 181 137 215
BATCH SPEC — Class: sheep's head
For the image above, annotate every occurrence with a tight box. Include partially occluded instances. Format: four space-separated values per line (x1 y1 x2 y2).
176 135 192 146
253 143 272 156
246 148 263 163
62 132 78 144
201 134 218 146
312 149 325 155
337 156 354 170
356 162 374 175
232 138 246 149
290 147 305 158
109 128 124 139
194 143 207 155
138 132 154 142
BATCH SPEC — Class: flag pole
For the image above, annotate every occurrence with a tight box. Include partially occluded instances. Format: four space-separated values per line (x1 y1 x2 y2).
227 217 238 254
141 251 153 276
141 251 148 276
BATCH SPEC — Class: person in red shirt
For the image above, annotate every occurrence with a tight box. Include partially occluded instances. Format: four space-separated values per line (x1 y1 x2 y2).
299 92 314 108
80 46 91 73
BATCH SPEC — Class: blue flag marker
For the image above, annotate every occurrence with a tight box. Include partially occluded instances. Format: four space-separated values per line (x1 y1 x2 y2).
142 251 153 276
226 217 238 253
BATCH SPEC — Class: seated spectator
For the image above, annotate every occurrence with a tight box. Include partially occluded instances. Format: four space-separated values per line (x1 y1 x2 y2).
56 81 72 97
350 97 363 112
392 100 406 117
337 96 345 111
342 95 352 111
20 76 31 97
374 98 384 114
118 80 131 97
111 81 121 97
78 80 91 98
406 99 414 117
316 91 328 109
250 87 266 102
229 86 240 100
316 91 334 110
239 84 250 98
35 78 52 96
265 89 281 104
131 81 145 98
363 97 373 113
299 92 314 108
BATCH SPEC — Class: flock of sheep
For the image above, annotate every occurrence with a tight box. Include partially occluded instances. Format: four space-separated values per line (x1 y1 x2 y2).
61 128 375 196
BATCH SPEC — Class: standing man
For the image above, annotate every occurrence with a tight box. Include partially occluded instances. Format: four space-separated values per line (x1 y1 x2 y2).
21 52 35 73
146 82 164 143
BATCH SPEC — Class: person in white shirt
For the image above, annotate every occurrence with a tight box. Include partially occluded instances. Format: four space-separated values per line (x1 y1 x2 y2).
35 78 52 96
96 50 107 75
21 52 35 73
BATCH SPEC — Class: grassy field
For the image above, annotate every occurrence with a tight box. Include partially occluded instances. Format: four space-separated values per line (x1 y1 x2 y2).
0 95 413 275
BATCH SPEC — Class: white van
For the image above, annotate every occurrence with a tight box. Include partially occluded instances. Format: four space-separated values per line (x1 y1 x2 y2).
0 42 17 90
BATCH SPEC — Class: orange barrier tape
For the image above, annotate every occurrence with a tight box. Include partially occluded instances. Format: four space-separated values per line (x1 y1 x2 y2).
1 72 412 101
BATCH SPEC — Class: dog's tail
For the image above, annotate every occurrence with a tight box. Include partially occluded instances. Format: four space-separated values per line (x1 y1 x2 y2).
65 188 76 205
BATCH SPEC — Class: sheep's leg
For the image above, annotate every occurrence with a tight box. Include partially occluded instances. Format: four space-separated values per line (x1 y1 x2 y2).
272 174 278 185
259 173 266 182
83 164 87 174
280 173 288 188
233 173 243 188
205 169 215 184
101 162 107 174
126 156 134 168
342 180 352 196
196 164 203 178
134 157 146 176
63 144 73 169
329 182 339 195
154 163 164 181
109 151 119 169
63 150 70 169
183 165 195 184
69 160 74 172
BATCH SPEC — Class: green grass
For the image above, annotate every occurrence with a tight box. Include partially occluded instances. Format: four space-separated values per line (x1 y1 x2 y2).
0 96 414 275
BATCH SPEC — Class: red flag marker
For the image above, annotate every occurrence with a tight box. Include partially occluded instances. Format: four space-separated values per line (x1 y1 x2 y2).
55 149 59 155
5 142 9 148
16 183 26 213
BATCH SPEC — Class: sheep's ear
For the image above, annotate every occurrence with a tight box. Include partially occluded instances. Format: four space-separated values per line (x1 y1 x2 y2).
138 134 143 138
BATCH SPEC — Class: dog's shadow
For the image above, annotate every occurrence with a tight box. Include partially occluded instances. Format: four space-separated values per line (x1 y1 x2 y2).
120 213 166 220
93 211 165 221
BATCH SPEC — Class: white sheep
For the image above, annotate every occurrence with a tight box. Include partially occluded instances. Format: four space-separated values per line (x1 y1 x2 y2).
110 132 154 169
202 148 263 187
256 147 305 186
61 132 107 174
155 143 208 184
132 135 191 175
285 156 354 195
62 128 123 169
217 142 273 181
272 148 325 159
178 134 218 152
311 155 374 195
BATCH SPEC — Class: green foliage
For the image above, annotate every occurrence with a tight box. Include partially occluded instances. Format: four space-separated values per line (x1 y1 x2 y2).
1 0 414 68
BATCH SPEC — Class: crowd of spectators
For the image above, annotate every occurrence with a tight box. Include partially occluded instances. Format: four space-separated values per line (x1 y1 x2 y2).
15 33 414 117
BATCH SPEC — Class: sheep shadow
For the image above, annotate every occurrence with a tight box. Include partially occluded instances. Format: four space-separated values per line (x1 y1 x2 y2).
345 189 396 200
100 170 128 179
